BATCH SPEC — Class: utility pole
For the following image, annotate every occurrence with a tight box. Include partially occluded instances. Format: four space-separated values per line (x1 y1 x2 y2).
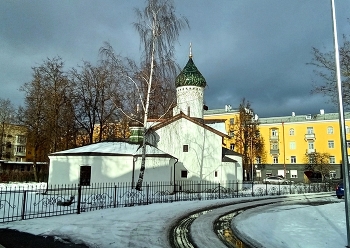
330 0 350 246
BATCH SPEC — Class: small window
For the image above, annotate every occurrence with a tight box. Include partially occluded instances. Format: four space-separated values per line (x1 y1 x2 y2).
329 156 335 164
347 126 350 134
347 141 350 148
230 143 235 150
291 156 296 164
181 170 188 178
290 170 298 178
229 118 234 125
271 129 278 137
273 156 278 164
327 126 334 134
307 127 314 134
328 140 334 149
289 128 295 136
229 131 234 137
256 157 261 164
308 142 314 149
214 171 218 177
289 141 296 150
183 145 188 152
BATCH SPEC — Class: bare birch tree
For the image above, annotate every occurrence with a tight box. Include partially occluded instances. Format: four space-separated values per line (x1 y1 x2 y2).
100 0 188 190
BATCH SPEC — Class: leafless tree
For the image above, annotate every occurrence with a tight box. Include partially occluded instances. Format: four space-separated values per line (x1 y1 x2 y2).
19 57 74 181
70 61 122 144
100 0 189 190
304 151 331 182
0 98 16 159
309 35 350 109
232 98 265 181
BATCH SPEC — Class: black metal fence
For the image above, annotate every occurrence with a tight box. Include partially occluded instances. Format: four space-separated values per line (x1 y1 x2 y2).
0 180 336 223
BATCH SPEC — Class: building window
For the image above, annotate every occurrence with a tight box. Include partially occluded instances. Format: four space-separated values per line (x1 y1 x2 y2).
16 146 26 153
329 170 336 179
256 157 261 164
327 126 334 134
183 145 188 152
289 128 295 136
181 170 188 178
328 140 335 149
307 127 314 134
229 131 234 137
16 135 26 144
291 156 296 163
230 143 235 150
271 129 278 137
214 171 218 177
290 170 298 178
229 118 234 125
329 156 335 164
347 141 350 148
347 126 350 134
273 156 278 164
308 142 314 150
289 141 296 150
271 143 279 150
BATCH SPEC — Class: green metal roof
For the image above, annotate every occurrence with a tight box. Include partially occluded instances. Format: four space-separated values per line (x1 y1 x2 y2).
175 57 207 88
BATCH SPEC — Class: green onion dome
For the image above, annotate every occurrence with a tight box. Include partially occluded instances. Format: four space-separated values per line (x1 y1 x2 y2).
175 57 207 88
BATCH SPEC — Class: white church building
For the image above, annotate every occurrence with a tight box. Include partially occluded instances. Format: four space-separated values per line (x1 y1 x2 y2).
48 50 243 190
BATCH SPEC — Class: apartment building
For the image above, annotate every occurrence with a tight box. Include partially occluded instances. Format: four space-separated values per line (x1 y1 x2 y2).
0 123 28 162
204 107 344 182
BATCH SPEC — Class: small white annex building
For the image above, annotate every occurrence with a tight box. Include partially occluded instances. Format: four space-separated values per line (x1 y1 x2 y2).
48 142 176 185
48 49 243 188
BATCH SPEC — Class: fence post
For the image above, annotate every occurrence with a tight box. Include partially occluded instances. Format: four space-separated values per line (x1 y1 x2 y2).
21 190 27 220
251 181 254 196
146 184 149 205
236 181 239 198
77 185 82 214
114 185 117 208
218 182 221 199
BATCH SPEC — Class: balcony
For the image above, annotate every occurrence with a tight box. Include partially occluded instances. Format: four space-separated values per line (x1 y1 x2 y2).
269 136 279 141
306 149 316 154
270 149 279 155
305 133 316 141
14 151 26 157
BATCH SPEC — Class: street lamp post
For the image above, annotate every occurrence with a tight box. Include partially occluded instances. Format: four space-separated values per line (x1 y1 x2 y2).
330 0 350 246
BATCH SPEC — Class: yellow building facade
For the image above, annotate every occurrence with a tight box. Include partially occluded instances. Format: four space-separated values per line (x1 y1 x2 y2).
204 108 344 182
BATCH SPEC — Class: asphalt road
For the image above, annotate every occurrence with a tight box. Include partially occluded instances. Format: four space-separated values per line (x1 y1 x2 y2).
0 229 88 248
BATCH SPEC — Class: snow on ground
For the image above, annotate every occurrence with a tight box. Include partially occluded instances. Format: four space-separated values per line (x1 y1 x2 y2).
233 198 346 248
0 184 347 248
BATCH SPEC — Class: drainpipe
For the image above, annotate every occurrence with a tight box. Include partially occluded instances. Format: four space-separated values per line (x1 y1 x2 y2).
173 158 178 194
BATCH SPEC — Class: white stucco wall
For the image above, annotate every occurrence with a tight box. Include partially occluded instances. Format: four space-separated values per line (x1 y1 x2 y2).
173 86 204 118
149 118 238 182
48 155 176 186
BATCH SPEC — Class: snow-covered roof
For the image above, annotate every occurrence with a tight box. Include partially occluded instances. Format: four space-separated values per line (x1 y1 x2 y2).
49 141 175 158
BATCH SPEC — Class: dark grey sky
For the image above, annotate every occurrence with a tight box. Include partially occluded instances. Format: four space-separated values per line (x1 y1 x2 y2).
1 0 350 117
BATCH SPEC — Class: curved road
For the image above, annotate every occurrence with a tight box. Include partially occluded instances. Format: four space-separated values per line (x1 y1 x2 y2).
170 193 333 248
